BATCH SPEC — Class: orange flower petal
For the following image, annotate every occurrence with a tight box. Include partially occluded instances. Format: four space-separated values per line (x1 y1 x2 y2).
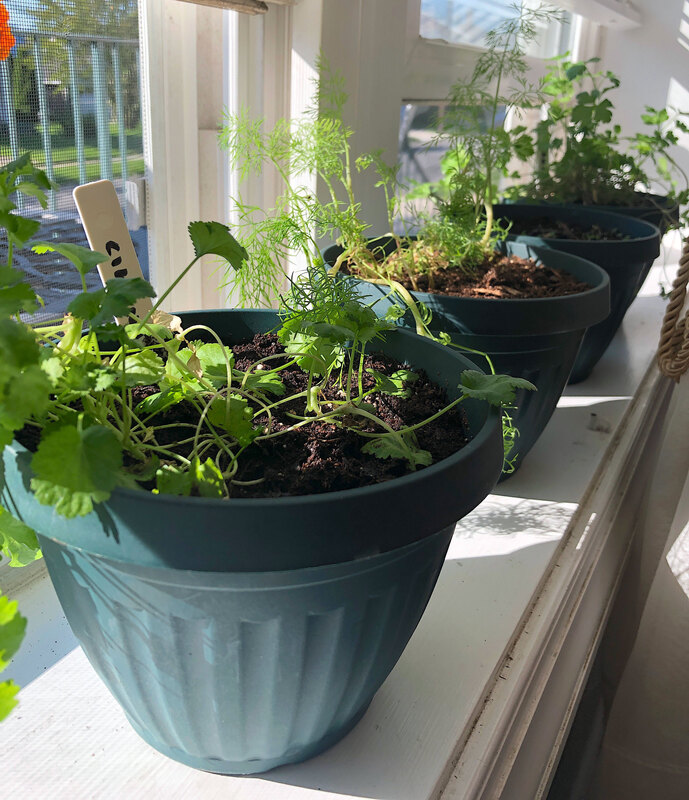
0 27 14 61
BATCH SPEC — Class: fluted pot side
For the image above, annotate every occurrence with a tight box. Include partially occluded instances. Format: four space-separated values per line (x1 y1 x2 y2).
40 525 453 774
322 245 609 473
3 310 502 572
492 204 661 382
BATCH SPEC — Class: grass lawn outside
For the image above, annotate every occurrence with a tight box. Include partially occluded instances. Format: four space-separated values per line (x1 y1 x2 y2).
1 123 144 183
53 156 144 184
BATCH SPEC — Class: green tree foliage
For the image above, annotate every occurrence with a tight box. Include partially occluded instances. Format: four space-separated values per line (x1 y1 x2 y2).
28 0 140 131
31 0 138 37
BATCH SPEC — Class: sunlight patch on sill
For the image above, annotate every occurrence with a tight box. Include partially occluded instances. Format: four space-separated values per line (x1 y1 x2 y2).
557 395 632 408
576 511 598 550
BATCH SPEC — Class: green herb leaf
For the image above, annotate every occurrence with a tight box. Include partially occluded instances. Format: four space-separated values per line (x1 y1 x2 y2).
240 370 286 396
207 394 258 447
60 360 118 396
0 266 39 316
188 221 248 270
30 481 106 518
367 367 419 398
195 343 235 387
123 322 174 343
32 242 107 277
0 283 39 316
164 347 202 385
121 350 166 387
125 454 160 483
0 680 20 722
156 458 225 498
459 370 536 406
190 457 224 498
15 181 48 207
565 63 587 81
0 320 48 433
302 321 356 343
2 152 52 189
384 305 405 322
0 365 52 432
0 507 42 567
135 385 187 416
0 213 40 250
282 331 345 375
0 594 27 672
0 318 41 372
362 434 432 470
39 353 65 385
31 423 123 517
68 278 156 325
155 464 192 497
66 291 102 321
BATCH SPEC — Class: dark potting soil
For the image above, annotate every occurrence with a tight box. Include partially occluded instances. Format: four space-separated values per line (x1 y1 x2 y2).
400 252 591 300
17 333 471 500
504 217 628 242
215 334 469 498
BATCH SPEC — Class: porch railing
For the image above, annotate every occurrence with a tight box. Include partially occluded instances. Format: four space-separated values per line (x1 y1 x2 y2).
0 30 140 213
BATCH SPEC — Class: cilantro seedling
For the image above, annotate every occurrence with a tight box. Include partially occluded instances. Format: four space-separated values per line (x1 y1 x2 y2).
0 155 537 716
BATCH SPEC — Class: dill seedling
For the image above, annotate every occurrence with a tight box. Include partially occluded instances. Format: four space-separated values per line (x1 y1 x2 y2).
219 59 535 468
401 4 553 282
219 58 388 306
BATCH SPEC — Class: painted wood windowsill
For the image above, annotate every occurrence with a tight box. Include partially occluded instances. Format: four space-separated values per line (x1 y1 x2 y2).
4 239 680 800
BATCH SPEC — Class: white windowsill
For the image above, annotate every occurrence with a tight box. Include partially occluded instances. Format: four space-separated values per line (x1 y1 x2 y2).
4 235 680 799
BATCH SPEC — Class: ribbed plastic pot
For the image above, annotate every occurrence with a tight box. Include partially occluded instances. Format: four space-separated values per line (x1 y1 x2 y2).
1 309 503 775
324 243 610 474
493 204 660 384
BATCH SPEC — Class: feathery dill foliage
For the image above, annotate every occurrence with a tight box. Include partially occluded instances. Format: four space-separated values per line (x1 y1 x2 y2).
406 4 554 278
279 260 363 329
218 59 397 306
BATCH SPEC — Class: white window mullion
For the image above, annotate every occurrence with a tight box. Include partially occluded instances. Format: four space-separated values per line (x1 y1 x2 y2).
571 14 603 61
140 0 203 311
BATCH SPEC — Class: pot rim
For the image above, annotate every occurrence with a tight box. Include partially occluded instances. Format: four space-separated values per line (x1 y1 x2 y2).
324 238 611 308
6 309 500 510
493 203 661 250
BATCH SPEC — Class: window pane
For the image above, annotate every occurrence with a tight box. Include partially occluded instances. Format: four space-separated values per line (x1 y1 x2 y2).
397 103 448 228
1 0 147 322
397 101 508 229
420 0 572 58
399 104 446 187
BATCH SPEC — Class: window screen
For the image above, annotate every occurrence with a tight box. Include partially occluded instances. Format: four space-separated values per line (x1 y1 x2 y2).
397 102 508 229
0 0 146 321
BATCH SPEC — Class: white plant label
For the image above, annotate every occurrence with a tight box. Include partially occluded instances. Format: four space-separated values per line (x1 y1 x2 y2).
73 180 153 321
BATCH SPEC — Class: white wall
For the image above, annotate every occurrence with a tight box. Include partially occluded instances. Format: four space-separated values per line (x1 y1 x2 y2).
598 0 689 190
319 0 408 237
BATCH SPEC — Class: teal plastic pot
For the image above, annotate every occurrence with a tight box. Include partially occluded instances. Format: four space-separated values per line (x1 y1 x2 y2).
493 204 660 384
507 192 678 235
1 309 502 775
324 243 609 474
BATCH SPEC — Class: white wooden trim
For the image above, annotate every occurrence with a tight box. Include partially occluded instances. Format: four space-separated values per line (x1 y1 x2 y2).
549 0 641 29
571 14 604 61
140 0 203 311
317 0 407 236
440 363 674 799
142 0 297 310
